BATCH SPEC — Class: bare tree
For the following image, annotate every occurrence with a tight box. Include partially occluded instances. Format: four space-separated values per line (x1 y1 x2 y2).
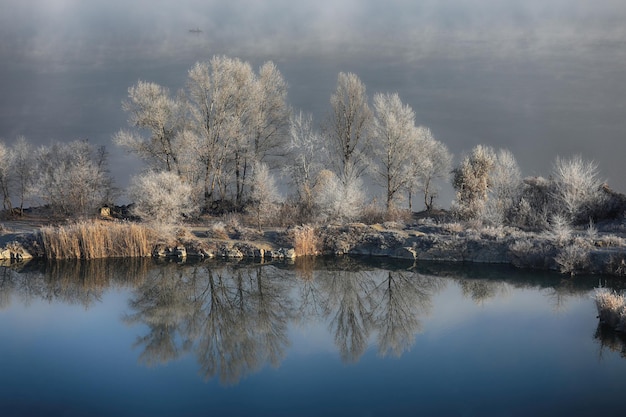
248 162 281 231
249 61 290 162
114 81 185 173
0 141 13 211
185 57 289 208
370 92 418 211
284 111 325 217
11 136 34 215
186 58 243 204
407 128 453 212
326 72 373 185
115 57 289 212
552 155 605 223
35 140 115 217
483 149 522 225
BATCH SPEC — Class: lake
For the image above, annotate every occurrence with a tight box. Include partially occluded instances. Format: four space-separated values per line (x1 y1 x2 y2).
1 257 625 417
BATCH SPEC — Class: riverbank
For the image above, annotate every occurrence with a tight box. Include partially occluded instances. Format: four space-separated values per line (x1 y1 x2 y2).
2 217 626 276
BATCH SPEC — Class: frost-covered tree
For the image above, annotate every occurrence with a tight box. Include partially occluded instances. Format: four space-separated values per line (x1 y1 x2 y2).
406 127 452 212
186 58 248 204
452 145 496 220
284 111 324 218
315 169 365 223
114 81 185 173
248 162 281 231
115 57 290 211
326 72 372 185
36 140 115 217
370 93 418 211
128 171 197 226
552 155 605 223
249 61 290 162
0 141 13 211
12 136 35 215
483 149 522 225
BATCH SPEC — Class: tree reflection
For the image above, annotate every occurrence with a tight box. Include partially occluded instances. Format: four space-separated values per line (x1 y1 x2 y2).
0 258 149 308
316 264 444 362
458 278 509 305
125 264 198 366
370 271 444 357
126 264 294 385
318 268 376 362
594 324 626 359
542 281 588 312
2 258 603 385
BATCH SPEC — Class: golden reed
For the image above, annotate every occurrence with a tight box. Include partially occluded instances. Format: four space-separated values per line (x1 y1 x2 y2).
39 221 156 259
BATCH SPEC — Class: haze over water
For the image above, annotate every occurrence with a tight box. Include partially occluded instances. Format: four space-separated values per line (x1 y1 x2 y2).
2 0 626 205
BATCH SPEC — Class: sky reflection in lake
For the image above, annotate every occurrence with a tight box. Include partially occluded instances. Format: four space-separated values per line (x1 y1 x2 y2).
1 259 626 416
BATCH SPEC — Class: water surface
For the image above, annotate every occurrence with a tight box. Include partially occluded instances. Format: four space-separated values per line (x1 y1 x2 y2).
1 258 625 416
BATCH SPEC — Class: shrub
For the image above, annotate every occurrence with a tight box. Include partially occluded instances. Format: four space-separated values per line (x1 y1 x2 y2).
586 219 598 239
315 170 365 223
597 234 625 247
555 243 590 276
207 221 229 240
552 155 606 224
548 214 573 245
128 171 198 226
509 238 556 270
451 145 495 221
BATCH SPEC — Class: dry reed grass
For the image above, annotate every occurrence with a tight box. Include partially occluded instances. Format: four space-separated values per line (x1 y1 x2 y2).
290 225 320 257
595 288 626 330
39 221 156 259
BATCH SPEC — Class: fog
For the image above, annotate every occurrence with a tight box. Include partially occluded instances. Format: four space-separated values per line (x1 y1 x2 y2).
2 0 626 205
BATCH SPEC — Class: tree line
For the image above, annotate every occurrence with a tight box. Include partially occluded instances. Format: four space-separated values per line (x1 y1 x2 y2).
113 56 452 225
1 54 617 232
0 137 114 217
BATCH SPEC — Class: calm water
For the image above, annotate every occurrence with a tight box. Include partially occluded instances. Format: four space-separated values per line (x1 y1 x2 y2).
1 257 625 417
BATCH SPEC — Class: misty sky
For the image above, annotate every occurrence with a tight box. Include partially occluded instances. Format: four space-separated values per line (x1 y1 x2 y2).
2 0 626 204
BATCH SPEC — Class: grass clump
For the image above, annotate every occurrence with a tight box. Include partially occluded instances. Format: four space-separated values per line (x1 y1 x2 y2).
287 225 320 257
40 221 156 259
594 288 626 331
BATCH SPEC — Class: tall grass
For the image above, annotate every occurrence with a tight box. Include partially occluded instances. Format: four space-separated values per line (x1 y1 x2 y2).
39 221 156 259
290 225 320 257
594 288 626 331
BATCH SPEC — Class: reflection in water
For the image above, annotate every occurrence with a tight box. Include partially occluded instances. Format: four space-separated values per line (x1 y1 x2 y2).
457 278 508 305
125 264 294 385
595 324 626 359
371 271 444 358
0 257 606 385
319 268 375 362
0 258 149 309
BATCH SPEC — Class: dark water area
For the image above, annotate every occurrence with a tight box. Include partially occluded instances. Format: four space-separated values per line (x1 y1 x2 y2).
1 257 626 416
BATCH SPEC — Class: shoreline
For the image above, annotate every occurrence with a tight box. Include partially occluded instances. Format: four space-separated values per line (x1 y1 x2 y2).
2 220 626 277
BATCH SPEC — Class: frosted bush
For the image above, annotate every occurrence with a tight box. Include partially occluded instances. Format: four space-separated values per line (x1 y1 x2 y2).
549 214 573 244
555 242 591 275
129 171 198 226
315 169 364 223
552 155 606 224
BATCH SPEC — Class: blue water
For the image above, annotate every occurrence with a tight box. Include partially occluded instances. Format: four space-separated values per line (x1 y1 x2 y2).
0 259 624 416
